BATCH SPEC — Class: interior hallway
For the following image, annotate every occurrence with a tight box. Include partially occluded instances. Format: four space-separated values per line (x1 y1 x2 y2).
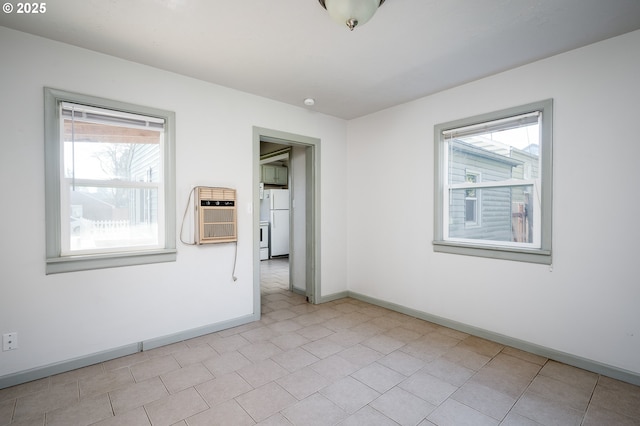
0 260 638 425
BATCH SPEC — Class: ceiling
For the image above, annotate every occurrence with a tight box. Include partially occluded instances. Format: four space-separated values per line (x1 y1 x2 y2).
2 0 640 119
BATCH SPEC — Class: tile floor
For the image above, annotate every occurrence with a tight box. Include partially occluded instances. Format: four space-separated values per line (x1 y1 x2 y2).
1 257 639 425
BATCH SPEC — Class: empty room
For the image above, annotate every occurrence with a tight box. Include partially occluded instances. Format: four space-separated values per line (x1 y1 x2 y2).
1 1 639 425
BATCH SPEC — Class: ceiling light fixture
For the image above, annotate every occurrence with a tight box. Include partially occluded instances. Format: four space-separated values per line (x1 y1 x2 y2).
304 98 315 106
318 0 385 31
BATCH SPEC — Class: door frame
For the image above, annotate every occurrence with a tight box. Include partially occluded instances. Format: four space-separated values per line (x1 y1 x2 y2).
252 127 321 316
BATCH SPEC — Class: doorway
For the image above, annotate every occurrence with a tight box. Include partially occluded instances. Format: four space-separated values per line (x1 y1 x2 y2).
252 127 320 317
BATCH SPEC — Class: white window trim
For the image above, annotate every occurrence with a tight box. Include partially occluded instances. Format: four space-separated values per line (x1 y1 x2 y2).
44 88 176 274
433 99 553 264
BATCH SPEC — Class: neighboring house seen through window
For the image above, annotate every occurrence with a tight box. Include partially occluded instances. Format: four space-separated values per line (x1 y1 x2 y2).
433 99 553 264
44 88 176 273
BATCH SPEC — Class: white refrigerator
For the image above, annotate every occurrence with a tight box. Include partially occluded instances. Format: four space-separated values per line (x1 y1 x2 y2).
261 189 289 257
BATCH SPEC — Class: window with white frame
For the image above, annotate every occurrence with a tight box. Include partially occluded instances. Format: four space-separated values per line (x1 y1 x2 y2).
44 88 176 274
464 170 480 226
433 99 552 264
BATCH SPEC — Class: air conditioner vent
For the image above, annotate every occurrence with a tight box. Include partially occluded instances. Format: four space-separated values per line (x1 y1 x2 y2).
196 187 237 244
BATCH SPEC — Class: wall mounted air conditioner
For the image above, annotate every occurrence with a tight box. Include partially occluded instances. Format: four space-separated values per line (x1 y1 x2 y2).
195 187 237 244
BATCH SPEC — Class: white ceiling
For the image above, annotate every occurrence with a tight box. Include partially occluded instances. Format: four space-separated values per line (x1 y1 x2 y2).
2 0 640 119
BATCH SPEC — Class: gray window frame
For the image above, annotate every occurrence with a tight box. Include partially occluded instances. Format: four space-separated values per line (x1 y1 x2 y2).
433 99 553 264
44 88 176 274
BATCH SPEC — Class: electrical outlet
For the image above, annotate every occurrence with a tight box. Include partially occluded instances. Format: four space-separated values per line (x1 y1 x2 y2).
3 332 18 351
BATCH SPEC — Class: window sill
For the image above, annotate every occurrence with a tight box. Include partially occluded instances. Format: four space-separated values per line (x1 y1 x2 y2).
46 249 177 274
433 240 551 265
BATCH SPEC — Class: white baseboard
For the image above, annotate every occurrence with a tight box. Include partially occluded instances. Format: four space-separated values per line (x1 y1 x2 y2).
346 290 640 386
0 313 258 390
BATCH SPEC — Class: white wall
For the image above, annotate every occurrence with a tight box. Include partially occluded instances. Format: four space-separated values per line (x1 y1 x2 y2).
347 30 640 376
0 27 347 378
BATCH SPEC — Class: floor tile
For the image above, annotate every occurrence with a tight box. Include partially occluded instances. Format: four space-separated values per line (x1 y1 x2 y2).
172 344 218 367
256 412 294 425
296 324 334 341
266 309 299 322
351 362 406 393
512 390 584 426
109 376 168 415
271 347 320 372
500 412 545 425
195 371 253 406
399 371 458 406
102 352 151 372
378 350 425 376
383 326 423 343
361 334 405 355
236 382 297 422
589 375 640 419
13 381 78 422
186 399 255 426
370 386 435 426
270 333 311 351
527 374 592 412
91 406 151 426
400 338 450 362
45 393 112 426
276 368 331 400
5 260 640 426
281 393 347 426
0 378 50 404
442 345 491 371
203 351 252 376
469 364 533 399
209 334 251 353
420 357 475 387
538 360 597 392
582 404 640 426
457 336 504 358
337 344 384 367
501 346 548 366
160 362 213 394
130 355 181 382
451 381 516 421
49 364 105 387
310 354 359 381
239 341 283 362
338 405 398 426
485 353 541 381
326 329 368 347
237 358 289 387
0 398 15 425
302 337 344 359
144 387 208 426
268 319 303 334
78 367 134 399
320 376 380 414
427 398 499 426
242 326 279 343
144 342 189 359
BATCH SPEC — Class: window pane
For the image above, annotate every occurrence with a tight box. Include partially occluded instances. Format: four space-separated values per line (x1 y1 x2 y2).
67 185 160 253
448 123 540 185
63 121 161 182
449 185 534 244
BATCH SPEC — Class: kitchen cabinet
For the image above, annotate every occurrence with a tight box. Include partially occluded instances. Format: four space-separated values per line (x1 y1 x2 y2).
262 165 288 185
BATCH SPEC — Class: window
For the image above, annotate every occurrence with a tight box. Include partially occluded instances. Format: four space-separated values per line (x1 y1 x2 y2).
433 99 552 264
45 88 176 273
464 171 480 226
